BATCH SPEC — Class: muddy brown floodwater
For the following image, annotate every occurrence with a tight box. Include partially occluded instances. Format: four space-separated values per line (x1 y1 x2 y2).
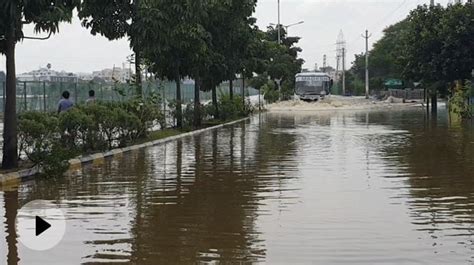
1 108 474 264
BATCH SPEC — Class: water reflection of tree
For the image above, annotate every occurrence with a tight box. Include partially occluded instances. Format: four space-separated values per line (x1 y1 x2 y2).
126 117 300 264
2 114 300 264
355 110 474 206
19 151 150 204
382 116 474 256
3 186 19 265
388 124 474 204
16 151 152 263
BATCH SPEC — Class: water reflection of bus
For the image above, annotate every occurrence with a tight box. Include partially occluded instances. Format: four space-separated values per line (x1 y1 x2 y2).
295 72 332 101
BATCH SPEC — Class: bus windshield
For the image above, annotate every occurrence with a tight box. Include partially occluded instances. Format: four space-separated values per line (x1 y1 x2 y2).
295 75 330 94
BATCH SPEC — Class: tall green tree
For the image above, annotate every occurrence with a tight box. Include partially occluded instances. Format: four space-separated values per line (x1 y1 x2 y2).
199 0 258 117
139 0 209 128
349 20 408 93
399 3 474 112
0 0 78 169
262 26 304 99
79 0 144 96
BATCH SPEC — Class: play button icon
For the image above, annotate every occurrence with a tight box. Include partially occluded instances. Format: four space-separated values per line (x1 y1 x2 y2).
35 216 52 236
16 200 66 251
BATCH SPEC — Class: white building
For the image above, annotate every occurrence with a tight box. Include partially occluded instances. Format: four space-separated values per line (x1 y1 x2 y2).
91 64 132 83
76 72 94 81
17 64 78 83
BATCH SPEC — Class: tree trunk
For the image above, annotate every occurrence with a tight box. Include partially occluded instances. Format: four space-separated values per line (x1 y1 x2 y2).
176 77 182 128
133 0 142 97
426 91 430 115
431 93 437 115
194 79 201 128
2 30 18 169
229 79 234 100
212 86 218 119
134 49 142 97
241 77 245 106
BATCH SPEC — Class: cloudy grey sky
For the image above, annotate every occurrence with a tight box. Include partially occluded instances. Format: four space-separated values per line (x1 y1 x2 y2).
1 0 451 74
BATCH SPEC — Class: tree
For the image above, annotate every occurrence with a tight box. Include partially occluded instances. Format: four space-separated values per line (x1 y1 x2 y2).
79 0 144 96
198 0 258 118
399 3 474 113
262 26 304 100
348 20 408 94
0 0 78 169
138 0 209 128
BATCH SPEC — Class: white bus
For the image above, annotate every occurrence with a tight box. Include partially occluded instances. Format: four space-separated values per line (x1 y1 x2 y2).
295 72 332 101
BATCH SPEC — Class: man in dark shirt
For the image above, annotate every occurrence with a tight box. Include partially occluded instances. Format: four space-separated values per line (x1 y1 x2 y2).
58 91 74 114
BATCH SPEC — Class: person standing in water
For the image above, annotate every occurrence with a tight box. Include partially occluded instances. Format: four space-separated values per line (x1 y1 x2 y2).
58 91 74 114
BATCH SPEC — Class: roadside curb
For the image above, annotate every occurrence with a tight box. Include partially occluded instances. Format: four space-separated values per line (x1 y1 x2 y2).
0 117 250 185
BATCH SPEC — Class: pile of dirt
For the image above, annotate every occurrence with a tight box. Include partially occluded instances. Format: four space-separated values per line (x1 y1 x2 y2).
267 95 422 112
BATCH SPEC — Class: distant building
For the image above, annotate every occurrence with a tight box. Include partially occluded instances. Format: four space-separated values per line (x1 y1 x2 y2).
17 64 78 83
0 71 5 83
320 66 335 73
91 64 132 83
320 66 337 82
76 72 94 82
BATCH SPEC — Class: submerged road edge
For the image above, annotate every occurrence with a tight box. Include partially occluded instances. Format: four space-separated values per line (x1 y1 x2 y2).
0 116 251 185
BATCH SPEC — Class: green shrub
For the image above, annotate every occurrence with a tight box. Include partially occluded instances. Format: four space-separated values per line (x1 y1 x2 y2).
120 96 164 137
280 80 295 100
18 99 164 176
40 144 78 178
19 112 61 164
58 108 94 152
19 112 78 177
263 82 280 104
449 81 472 119
218 95 253 121
182 103 198 128
114 108 142 147
78 104 112 151
202 102 216 121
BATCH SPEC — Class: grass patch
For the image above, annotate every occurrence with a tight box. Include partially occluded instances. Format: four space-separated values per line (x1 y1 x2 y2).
145 129 183 142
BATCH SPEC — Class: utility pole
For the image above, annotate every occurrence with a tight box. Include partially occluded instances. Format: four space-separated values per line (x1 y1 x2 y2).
277 0 281 44
336 30 346 95
362 30 372 99
342 47 346 96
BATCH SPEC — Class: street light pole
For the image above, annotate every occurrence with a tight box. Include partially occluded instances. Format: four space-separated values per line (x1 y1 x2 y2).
284 21 304 36
270 21 304 42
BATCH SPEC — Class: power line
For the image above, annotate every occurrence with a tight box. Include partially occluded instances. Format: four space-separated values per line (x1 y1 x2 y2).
346 0 410 48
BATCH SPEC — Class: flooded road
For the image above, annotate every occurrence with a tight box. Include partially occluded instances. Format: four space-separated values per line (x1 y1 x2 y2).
1 109 474 264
